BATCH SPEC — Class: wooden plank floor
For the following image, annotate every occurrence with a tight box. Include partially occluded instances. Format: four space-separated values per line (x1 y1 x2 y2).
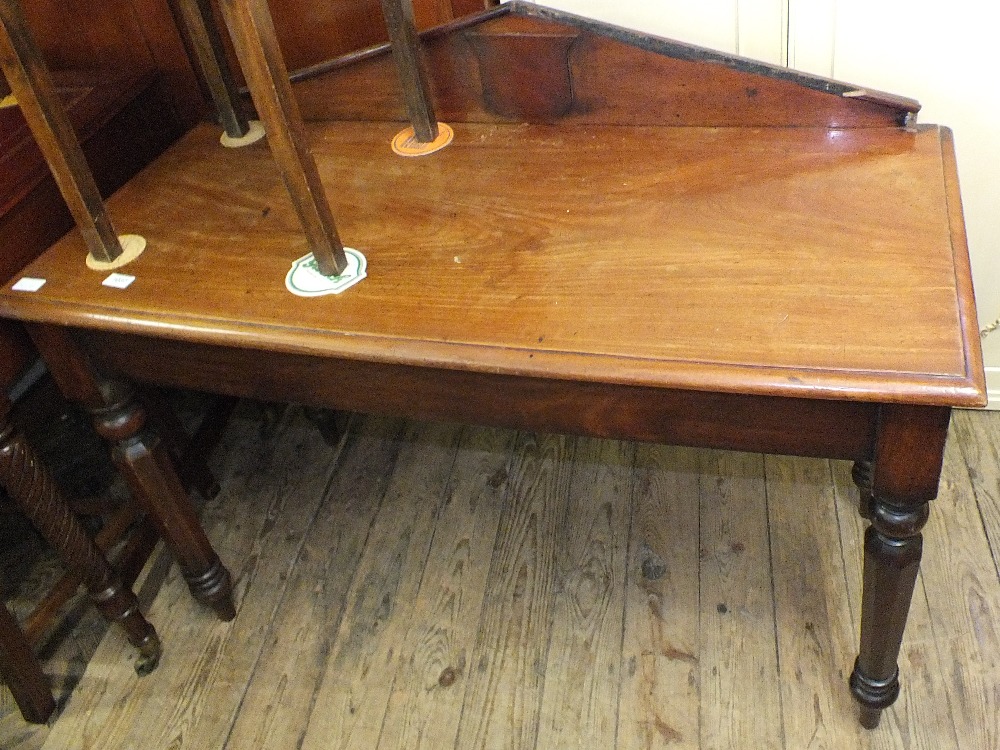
3 404 1000 749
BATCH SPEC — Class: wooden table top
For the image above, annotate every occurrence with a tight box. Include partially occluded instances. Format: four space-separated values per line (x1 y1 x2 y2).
0 120 985 407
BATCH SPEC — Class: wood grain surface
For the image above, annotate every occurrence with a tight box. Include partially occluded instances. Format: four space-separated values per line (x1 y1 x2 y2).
453 432 574 749
698 450 783 748
222 414 407 749
0 121 983 406
298 420 461 749
535 436 633 748
618 444 700 749
377 425 516 750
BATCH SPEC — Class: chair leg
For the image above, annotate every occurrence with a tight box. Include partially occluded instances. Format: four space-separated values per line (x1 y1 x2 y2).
0 602 55 723
303 407 350 447
0 399 161 675
139 388 225 500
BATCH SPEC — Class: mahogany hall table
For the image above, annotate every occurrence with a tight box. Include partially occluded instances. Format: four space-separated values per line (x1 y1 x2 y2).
0 1 986 731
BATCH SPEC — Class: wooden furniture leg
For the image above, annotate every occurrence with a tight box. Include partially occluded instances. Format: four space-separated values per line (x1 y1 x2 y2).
302 407 351 447
28 325 236 621
849 404 950 728
851 459 875 519
0 602 55 723
139 388 230 501
0 395 162 677
0 391 163 723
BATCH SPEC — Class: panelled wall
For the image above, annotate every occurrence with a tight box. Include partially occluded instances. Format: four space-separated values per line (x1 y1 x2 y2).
9 0 488 125
18 0 204 126
529 0 1000 407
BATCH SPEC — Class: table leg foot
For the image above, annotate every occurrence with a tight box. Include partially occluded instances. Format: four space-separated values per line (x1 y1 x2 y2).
850 497 927 728
858 704 883 730
850 659 897 729
133 628 162 676
183 557 237 621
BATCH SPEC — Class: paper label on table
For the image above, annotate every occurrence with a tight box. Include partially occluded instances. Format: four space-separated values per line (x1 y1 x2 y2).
285 248 367 297
12 277 45 292
102 273 136 289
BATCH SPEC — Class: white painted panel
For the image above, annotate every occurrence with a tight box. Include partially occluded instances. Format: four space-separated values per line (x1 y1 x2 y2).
828 0 1000 407
525 0 741 53
737 0 786 65
525 0 788 62
985 368 1000 411
786 0 836 75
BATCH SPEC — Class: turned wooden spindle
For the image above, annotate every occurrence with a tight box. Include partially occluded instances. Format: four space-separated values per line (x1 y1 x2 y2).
0 396 162 675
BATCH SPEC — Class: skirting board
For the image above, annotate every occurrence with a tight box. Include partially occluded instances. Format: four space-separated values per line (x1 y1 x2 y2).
983 366 1000 410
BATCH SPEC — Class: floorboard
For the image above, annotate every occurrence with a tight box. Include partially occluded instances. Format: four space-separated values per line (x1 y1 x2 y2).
453 431 575 750
617 444 701 749
698 450 784 749
3 408 999 750
300 420 462 750
223 414 406 749
535 437 633 749
378 425 516 750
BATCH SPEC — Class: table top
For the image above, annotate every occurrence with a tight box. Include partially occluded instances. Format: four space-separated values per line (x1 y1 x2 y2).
0 120 985 407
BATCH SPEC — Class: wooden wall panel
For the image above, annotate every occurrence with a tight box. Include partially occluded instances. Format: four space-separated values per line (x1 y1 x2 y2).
204 0 490 81
19 0 203 126
12 0 485 129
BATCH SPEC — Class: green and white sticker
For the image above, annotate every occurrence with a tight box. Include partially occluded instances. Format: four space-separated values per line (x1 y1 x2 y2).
285 248 367 297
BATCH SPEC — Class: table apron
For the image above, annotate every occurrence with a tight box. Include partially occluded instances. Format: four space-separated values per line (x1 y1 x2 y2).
83 330 878 461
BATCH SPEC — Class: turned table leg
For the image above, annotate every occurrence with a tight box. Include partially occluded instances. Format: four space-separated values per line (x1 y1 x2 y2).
29 325 236 621
0 397 161 675
849 404 950 729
